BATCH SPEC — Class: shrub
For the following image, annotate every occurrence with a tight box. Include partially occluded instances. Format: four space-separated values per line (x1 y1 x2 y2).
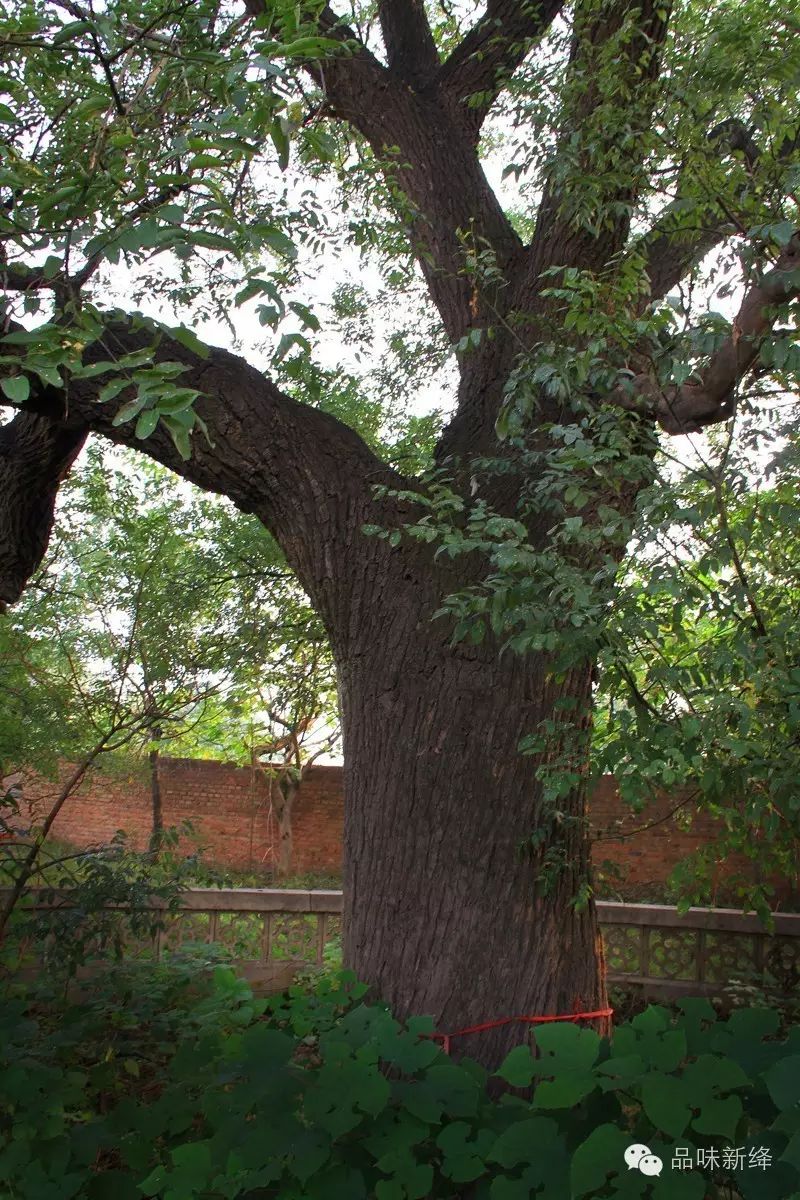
0 826 201 979
2 958 799 1200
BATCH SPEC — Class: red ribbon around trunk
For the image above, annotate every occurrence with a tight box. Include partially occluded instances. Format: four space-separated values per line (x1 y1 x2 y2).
430 1005 613 1055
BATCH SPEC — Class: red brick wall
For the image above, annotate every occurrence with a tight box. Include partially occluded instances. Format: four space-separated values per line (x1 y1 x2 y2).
587 775 769 901
16 758 344 876
12 760 795 898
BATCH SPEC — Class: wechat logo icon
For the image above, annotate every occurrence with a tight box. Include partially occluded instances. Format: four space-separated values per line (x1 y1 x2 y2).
625 1144 663 1177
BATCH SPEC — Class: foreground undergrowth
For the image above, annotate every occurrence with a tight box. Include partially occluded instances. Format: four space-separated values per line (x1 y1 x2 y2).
1 949 799 1200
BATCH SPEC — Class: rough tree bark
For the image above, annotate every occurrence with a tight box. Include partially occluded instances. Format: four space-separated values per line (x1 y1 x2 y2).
339 552 604 1065
2 0 798 1067
148 729 164 859
272 776 297 881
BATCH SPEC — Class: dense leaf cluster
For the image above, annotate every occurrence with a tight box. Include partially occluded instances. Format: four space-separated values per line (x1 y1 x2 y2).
1 958 799 1200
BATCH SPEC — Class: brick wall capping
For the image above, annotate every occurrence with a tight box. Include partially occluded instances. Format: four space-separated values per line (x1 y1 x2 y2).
178 887 344 913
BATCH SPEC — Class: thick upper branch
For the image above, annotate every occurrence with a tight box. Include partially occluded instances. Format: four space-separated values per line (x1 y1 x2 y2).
438 0 565 135
0 320 398 635
241 2 523 340
378 0 440 87
0 409 86 610
524 0 672 287
313 56 523 339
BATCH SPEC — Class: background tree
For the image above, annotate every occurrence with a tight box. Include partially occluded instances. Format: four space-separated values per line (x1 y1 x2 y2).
0 444 333 896
591 407 800 919
0 0 799 1065
251 645 340 878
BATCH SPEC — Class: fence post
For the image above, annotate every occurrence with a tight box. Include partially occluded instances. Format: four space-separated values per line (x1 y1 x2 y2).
640 925 650 980
208 912 219 944
696 929 707 985
261 914 273 962
316 914 327 966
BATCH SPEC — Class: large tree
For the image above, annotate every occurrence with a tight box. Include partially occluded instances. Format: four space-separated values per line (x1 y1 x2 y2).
0 0 798 1064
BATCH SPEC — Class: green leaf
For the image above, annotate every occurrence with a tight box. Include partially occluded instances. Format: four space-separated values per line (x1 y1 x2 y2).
400 1064 480 1122
111 396 147 426
691 1095 742 1140
765 1056 800 1111
274 332 310 363
164 420 192 461
487 1117 559 1169
71 95 109 118
270 118 290 170
534 1022 601 1072
495 1045 536 1088
29 361 64 388
769 220 797 247
160 205 185 224
570 1124 631 1197
168 324 210 359
188 152 221 169
1 375 30 403
263 228 297 261
99 378 129 403
138 1166 167 1197
534 1070 597 1108
135 409 160 440
436 1121 495 1182
642 1075 691 1138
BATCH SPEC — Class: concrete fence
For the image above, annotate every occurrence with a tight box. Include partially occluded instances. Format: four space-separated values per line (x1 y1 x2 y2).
6 888 800 1002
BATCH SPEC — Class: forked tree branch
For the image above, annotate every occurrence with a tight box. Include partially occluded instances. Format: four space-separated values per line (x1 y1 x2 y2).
610 233 800 433
525 0 673 285
437 0 565 135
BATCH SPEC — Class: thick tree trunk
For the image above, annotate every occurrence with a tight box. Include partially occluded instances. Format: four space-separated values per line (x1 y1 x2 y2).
273 777 296 881
148 735 163 858
338 576 607 1070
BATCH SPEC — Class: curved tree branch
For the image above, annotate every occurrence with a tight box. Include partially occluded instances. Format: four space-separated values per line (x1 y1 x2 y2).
298 18 522 341
0 409 87 611
245 2 523 340
0 319 400 634
610 233 800 434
